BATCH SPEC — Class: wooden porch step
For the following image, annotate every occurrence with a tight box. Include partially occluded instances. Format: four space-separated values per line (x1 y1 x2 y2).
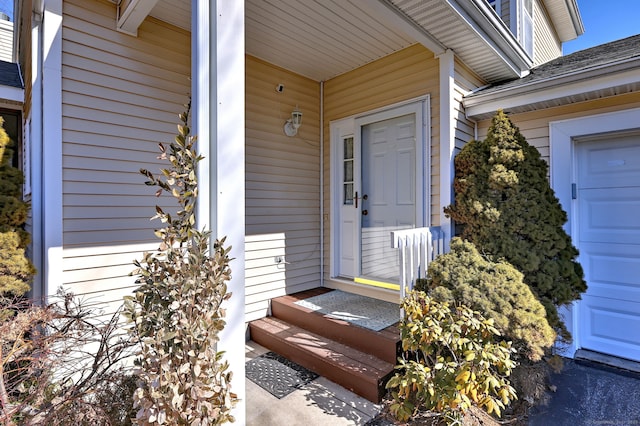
249 316 395 403
270 289 401 364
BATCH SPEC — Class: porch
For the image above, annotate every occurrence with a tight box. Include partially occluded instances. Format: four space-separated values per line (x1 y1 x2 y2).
248 226 444 403
249 288 400 403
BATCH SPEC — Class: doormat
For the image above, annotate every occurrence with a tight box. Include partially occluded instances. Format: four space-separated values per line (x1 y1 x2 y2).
294 290 399 331
246 352 318 399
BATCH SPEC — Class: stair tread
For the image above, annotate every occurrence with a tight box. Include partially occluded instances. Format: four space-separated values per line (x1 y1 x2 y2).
252 316 394 376
270 289 401 364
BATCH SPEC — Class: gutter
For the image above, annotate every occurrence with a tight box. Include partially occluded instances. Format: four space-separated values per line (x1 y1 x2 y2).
464 56 640 119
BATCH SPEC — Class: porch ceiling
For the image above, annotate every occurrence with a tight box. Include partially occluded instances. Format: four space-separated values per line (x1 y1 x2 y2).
149 0 529 83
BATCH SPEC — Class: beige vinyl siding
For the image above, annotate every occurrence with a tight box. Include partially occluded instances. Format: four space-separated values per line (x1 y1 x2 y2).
322 44 439 288
0 20 13 62
61 0 190 309
245 56 321 322
533 0 561 65
454 59 485 151
477 92 640 164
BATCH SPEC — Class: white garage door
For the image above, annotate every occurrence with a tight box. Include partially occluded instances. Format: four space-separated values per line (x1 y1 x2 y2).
577 133 640 361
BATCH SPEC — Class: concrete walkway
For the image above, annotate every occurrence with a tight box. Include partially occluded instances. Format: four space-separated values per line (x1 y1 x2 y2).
245 341 381 426
247 340 640 425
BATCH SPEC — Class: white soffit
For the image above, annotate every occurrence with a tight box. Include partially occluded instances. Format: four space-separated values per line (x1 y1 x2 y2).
542 0 584 42
150 0 416 82
149 0 527 82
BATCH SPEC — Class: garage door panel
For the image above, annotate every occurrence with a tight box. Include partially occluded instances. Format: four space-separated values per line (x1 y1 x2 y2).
580 244 640 302
578 135 640 189
580 295 640 361
578 188 640 245
577 134 640 362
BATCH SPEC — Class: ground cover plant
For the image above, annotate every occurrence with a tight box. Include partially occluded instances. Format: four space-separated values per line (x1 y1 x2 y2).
125 105 238 425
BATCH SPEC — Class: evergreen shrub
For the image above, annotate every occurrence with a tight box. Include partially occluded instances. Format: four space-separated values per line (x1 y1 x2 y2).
444 110 586 338
423 238 556 362
0 118 35 298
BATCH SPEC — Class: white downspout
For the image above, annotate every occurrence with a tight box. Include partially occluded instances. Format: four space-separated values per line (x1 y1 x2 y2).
319 81 324 287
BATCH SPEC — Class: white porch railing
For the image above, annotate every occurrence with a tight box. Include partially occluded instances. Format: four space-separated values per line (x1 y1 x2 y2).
390 226 444 300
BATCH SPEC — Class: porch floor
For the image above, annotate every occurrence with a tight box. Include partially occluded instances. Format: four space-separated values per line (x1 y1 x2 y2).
248 288 401 403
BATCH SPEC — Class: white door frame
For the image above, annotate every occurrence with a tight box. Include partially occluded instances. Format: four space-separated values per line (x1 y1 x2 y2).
550 106 640 357
330 96 430 280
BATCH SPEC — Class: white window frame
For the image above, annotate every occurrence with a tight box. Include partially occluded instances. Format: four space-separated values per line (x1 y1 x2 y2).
487 0 501 15
511 0 533 57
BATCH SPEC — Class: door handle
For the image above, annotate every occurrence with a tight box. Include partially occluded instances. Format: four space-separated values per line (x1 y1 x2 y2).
362 209 368 216
354 191 358 208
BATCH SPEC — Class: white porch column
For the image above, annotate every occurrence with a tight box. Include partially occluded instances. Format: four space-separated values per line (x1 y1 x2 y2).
40 0 63 300
438 49 455 250
192 0 246 422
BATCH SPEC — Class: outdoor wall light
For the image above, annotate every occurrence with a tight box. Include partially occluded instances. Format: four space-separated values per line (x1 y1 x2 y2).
284 107 303 137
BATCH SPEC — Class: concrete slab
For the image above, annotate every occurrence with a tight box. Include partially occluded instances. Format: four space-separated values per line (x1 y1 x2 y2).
246 340 381 426
528 359 640 426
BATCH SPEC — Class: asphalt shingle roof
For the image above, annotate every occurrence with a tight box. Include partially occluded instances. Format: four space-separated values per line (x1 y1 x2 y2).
0 60 23 89
467 34 640 98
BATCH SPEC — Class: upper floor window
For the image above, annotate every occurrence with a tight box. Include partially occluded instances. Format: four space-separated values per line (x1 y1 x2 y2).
520 0 534 57
487 0 501 15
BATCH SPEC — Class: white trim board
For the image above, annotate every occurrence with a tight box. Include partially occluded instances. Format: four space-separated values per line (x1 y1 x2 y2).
549 107 640 357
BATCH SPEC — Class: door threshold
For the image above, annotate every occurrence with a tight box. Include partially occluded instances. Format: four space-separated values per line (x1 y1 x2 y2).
574 349 640 375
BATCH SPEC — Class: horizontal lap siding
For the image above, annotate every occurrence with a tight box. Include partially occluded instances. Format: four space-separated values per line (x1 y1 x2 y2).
477 93 640 165
322 44 439 286
453 59 485 220
0 20 13 62
533 0 561 66
61 0 190 307
245 56 321 322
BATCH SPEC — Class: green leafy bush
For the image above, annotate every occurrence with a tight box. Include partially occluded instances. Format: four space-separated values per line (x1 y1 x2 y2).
125 106 237 425
444 110 585 339
0 118 35 298
422 238 555 362
387 290 516 424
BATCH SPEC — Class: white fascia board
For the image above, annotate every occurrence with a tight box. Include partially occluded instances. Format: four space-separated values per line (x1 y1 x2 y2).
464 58 640 118
117 0 160 36
368 0 446 55
0 85 23 103
448 0 532 76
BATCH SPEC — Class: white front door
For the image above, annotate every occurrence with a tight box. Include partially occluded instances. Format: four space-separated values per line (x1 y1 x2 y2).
360 114 416 282
331 99 428 284
577 133 640 361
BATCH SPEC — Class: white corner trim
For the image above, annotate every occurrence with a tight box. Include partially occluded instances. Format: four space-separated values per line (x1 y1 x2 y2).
439 49 455 248
549 106 640 357
42 0 63 300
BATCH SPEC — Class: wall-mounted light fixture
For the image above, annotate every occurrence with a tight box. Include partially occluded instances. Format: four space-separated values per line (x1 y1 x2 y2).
284 107 303 137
